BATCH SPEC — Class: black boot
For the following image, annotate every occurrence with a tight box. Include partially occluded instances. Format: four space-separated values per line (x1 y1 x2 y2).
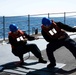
38 58 47 64
15 60 24 66
47 63 56 69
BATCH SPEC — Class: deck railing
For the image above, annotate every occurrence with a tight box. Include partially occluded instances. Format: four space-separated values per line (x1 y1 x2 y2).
0 11 76 41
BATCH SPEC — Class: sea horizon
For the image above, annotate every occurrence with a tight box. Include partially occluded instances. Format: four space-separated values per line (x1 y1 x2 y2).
0 16 76 39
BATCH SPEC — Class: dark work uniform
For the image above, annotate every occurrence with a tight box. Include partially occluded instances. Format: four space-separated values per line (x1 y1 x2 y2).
41 22 76 64
8 30 43 61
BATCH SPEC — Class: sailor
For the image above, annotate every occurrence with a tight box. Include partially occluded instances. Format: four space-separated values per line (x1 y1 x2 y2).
8 24 47 65
41 17 76 68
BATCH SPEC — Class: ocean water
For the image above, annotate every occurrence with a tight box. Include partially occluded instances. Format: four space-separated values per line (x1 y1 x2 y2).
0 16 76 39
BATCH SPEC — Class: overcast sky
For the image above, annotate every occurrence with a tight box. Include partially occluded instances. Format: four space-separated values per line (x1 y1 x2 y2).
0 0 76 16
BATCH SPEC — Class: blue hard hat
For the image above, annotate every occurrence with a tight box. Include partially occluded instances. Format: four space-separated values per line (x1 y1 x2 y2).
42 17 52 26
9 24 18 32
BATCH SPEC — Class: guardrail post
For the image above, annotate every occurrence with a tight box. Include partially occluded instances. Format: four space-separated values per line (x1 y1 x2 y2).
3 16 5 41
64 12 66 24
28 15 30 35
48 13 50 18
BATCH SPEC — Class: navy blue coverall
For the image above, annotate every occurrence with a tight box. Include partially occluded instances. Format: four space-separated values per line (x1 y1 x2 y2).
41 22 76 65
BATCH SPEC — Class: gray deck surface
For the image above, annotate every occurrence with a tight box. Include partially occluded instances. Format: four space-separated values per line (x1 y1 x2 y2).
0 34 76 75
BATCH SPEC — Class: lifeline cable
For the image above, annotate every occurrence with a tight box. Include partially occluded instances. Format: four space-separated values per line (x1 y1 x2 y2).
39 38 44 39
24 38 44 60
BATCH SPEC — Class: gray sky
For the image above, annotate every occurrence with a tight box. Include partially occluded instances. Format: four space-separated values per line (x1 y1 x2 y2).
0 0 76 16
